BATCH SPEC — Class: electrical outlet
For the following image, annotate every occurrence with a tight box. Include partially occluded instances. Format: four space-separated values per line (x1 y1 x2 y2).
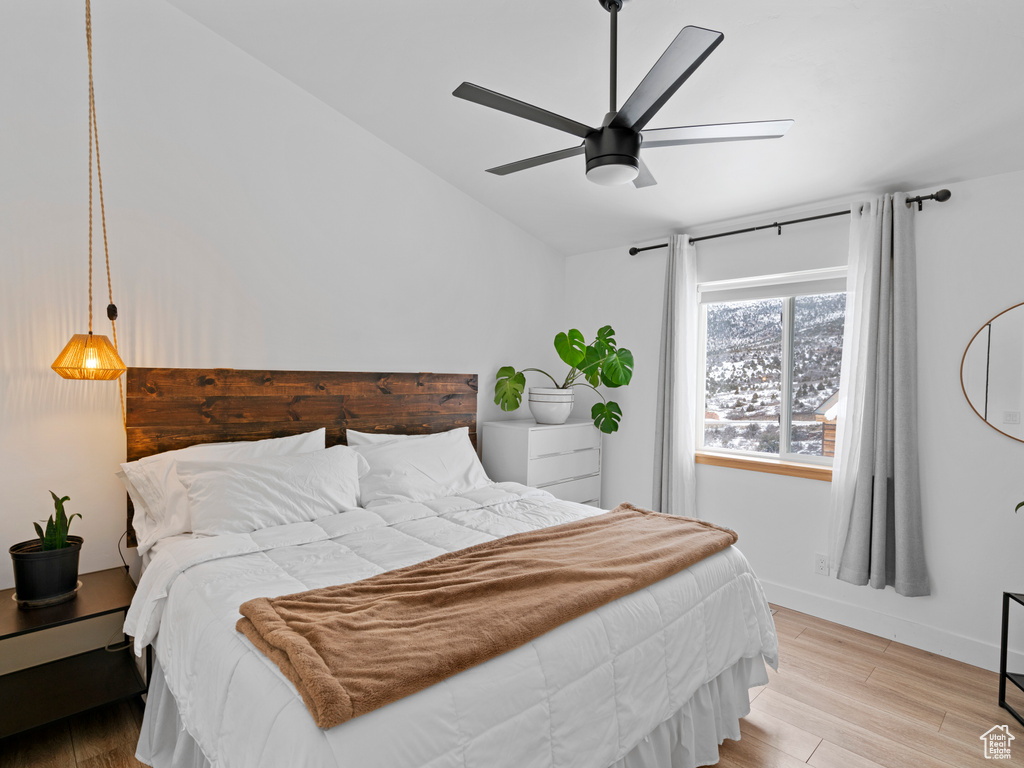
814 553 828 576
1004 411 1021 425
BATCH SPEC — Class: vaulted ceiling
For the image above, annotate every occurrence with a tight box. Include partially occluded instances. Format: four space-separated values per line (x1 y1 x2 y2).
166 0 1024 254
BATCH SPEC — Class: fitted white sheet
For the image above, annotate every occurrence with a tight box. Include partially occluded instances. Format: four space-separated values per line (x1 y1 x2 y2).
126 483 778 768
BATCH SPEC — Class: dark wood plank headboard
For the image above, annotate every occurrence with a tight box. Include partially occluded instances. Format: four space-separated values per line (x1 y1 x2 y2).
124 367 478 546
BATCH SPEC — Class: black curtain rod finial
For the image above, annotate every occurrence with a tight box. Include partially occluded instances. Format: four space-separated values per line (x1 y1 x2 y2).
906 188 952 211
629 243 667 255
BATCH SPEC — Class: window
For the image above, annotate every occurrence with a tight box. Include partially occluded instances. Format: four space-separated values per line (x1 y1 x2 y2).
698 269 846 467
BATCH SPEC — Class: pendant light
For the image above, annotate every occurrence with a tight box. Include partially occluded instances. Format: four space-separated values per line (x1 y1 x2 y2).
52 0 126 383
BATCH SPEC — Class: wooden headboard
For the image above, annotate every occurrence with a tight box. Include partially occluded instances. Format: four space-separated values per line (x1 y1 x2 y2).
125 367 478 546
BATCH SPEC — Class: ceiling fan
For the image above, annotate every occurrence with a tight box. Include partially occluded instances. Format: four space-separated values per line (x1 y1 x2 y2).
453 0 793 188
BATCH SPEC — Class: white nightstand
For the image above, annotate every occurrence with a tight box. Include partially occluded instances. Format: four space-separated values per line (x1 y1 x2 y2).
482 418 602 506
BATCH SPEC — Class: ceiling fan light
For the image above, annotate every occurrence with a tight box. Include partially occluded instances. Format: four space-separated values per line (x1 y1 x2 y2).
586 158 639 186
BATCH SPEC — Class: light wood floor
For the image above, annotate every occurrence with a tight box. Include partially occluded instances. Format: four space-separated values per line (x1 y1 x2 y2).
720 605 1024 768
1 605 1020 767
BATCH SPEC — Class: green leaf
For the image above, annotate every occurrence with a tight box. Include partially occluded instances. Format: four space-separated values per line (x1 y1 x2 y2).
594 325 617 356
44 492 75 548
43 518 58 550
579 346 603 387
591 401 622 434
1016 501 1024 513
599 348 634 388
33 521 45 542
554 329 586 368
494 366 526 412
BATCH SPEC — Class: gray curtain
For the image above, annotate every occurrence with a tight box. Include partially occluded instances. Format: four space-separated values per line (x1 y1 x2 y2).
828 193 929 596
652 235 698 518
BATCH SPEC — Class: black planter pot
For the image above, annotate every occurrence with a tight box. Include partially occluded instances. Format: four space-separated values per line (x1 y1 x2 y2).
9 536 82 608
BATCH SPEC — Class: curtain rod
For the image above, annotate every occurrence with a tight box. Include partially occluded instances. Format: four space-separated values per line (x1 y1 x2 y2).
627 189 952 255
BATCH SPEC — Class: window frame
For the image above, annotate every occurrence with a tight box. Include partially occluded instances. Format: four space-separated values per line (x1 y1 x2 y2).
695 267 847 470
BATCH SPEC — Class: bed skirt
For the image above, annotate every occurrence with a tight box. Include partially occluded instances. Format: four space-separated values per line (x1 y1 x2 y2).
136 654 768 768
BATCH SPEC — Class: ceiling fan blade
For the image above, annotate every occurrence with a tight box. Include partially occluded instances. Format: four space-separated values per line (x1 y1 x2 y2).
641 119 794 148
632 158 657 188
486 145 585 176
610 26 724 132
454 83 595 140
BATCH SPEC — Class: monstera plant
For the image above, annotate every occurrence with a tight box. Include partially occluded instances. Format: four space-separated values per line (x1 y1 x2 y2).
494 325 634 434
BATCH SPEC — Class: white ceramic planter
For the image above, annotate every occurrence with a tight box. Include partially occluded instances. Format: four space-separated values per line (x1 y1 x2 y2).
528 387 575 425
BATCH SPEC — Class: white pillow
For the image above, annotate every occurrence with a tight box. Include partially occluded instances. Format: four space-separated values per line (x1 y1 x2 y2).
353 427 490 507
116 469 153 545
345 427 464 446
176 446 368 536
119 429 326 553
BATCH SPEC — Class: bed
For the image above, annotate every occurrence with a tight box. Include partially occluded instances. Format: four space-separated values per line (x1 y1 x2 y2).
120 367 778 768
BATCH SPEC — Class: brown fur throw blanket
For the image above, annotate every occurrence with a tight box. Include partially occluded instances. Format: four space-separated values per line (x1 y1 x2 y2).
236 503 738 728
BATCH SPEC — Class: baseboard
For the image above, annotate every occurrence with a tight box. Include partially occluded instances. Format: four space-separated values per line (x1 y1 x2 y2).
761 579 1024 674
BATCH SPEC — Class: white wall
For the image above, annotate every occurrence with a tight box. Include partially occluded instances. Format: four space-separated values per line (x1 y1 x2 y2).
566 172 1024 672
0 1 565 591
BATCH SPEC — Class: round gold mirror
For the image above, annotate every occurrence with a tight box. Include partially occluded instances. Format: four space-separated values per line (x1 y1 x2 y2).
961 302 1024 442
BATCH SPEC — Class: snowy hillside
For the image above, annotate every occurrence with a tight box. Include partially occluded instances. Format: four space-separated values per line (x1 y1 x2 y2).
703 293 846 455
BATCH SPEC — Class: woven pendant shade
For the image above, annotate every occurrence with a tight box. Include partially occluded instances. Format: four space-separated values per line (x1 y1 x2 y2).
52 333 126 381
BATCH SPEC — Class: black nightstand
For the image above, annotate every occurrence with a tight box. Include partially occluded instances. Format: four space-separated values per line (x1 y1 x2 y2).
1000 591 1024 728
0 567 147 738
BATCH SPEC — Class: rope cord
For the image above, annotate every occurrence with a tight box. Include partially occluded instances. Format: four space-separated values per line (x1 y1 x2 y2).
85 0 126 427
86 0 94 336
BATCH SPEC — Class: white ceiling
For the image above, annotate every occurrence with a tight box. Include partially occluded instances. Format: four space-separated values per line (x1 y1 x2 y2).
165 0 1024 255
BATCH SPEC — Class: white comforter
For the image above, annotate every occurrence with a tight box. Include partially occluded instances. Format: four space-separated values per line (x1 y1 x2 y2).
125 483 778 768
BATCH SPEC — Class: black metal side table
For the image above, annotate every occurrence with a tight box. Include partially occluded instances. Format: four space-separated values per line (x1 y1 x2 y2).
1000 591 1024 728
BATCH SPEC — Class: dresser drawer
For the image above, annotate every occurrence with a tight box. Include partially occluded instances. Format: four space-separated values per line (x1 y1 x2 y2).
528 422 601 458
543 475 601 506
528 449 600 487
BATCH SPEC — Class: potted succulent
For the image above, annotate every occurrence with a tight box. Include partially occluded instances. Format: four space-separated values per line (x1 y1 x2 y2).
494 325 634 433
9 492 83 608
